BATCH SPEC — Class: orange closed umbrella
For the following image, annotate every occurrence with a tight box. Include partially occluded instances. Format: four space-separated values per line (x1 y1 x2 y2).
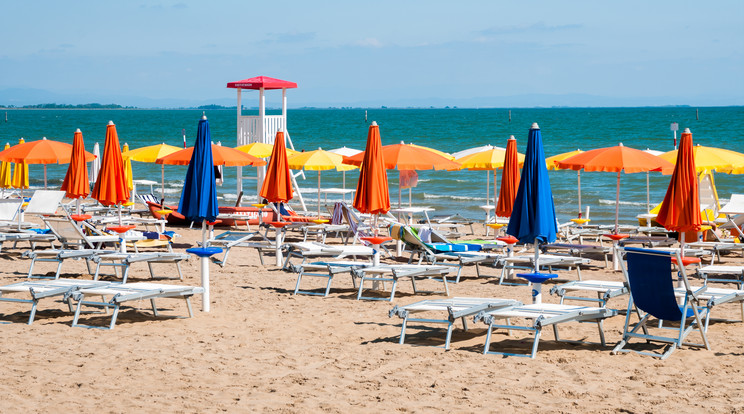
260 131 293 203
91 121 130 207
656 128 702 247
61 129 91 205
352 122 390 216
495 136 520 217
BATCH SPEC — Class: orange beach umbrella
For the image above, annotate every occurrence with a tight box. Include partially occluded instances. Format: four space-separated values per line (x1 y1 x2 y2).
91 121 130 207
61 129 91 200
0 136 96 189
352 122 390 216
157 145 266 167
656 128 702 238
495 136 520 217
259 131 293 203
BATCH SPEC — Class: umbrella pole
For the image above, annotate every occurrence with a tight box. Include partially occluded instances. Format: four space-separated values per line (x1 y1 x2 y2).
44 165 48 190
161 165 165 204
485 171 489 205
201 220 210 312
408 188 412 208
577 170 582 217
493 169 497 208
76 198 81 216
615 172 620 234
534 239 540 273
317 171 321 219
646 171 651 212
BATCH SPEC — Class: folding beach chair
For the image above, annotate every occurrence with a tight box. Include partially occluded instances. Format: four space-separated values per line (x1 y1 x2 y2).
612 247 711 359
474 303 618 358
69 282 204 329
0 278 109 325
389 297 522 349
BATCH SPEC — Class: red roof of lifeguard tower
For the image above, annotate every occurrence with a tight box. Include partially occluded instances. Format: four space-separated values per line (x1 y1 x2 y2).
226 76 297 90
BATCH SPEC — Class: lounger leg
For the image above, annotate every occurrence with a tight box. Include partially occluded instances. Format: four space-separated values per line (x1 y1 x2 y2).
597 319 606 346
27 258 36 279
176 262 184 281
530 328 542 359
93 262 102 281
185 297 194 318
121 265 130 284
483 323 494 354
27 299 38 325
399 317 408 345
293 270 304 295
71 298 84 327
444 321 454 350
150 299 159 317
54 261 64 280
146 261 155 279
389 279 398 302
109 305 120 330
461 317 468 331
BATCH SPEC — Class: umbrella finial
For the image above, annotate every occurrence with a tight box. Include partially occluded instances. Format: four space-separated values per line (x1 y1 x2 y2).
684 128 691 133
619 142 624 147
42 137 47 140
531 122 539 129
75 128 81 133
202 114 207 120
508 135 516 141
108 120 114 125
371 121 378 126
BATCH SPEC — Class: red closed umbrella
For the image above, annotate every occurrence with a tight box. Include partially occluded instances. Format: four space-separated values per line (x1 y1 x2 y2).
61 129 91 216
656 128 702 248
352 122 390 216
260 131 293 203
495 136 520 217
91 121 130 207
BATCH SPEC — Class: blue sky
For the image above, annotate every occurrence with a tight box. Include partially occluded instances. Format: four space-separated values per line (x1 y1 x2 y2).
1 1 742 107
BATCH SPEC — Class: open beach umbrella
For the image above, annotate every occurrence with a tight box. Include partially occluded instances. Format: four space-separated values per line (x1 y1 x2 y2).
352 121 390 220
122 143 182 204
456 143 524 208
11 138 29 193
495 136 520 217
0 143 12 192
61 129 91 214
507 123 557 278
660 145 744 174
92 122 130 208
158 145 266 167
557 143 674 233
642 149 664 211
236 142 298 159
287 148 352 218
656 128 702 254
260 130 294 204
0 136 96 189
179 116 220 312
122 143 134 194
546 149 584 215
329 146 361 193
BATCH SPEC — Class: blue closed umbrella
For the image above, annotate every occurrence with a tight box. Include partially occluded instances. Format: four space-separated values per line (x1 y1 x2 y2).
507 123 557 282
180 115 221 313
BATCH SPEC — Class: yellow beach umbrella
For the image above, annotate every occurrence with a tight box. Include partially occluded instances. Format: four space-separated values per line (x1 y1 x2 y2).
456 142 525 207
0 143 12 189
410 143 455 160
122 143 134 193
11 138 29 191
545 149 583 170
122 143 182 204
237 142 298 158
287 148 353 218
660 145 744 173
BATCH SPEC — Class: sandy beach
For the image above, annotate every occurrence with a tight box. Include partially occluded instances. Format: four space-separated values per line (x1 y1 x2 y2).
1 213 743 413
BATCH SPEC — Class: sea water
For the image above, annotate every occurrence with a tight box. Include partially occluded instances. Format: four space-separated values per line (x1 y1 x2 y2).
0 106 742 226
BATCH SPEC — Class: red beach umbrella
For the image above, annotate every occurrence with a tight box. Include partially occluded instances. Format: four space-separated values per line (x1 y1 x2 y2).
352 122 391 216
656 128 702 244
91 121 130 207
259 131 293 203
495 136 520 217
61 129 91 200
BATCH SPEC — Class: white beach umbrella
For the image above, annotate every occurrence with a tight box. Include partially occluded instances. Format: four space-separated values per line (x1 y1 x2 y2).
643 148 664 211
90 142 101 183
329 146 362 194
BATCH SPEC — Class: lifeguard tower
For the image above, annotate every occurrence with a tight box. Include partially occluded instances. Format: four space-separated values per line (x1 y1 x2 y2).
226 76 306 210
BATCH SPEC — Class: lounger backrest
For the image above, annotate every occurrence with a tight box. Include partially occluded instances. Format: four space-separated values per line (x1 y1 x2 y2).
25 190 66 215
0 199 22 221
44 217 88 247
138 193 159 205
625 249 682 321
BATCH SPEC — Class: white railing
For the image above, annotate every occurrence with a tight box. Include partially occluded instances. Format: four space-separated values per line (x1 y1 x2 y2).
237 115 286 146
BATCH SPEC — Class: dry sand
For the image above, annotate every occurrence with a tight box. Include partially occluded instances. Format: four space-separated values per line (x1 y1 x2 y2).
1 216 744 413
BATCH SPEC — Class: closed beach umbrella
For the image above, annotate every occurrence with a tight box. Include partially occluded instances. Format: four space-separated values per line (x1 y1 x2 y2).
352 121 390 219
92 122 130 207
656 128 702 253
122 143 134 193
557 143 674 234
260 131 294 204
179 116 220 312
495 136 520 218
90 142 101 183
288 148 351 218
61 129 91 214
122 143 182 203
0 143 12 190
545 149 584 215
11 138 29 191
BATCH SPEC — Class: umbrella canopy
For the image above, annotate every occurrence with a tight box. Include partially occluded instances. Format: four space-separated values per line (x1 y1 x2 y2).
236 142 298 159
123 143 182 162
557 143 674 233
0 143 12 189
507 123 557 245
344 142 461 171
178 116 219 222
452 144 497 160
656 128 702 233
329 146 362 157
158 145 266 167
12 138 29 190
0 137 95 164
457 142 525 208
495 136 520 217
410 143 455 160
353 122 390 215
91 122 130 207
545 149 583 170
260 131 293 203
61 129 91 199
122 143 133 192
660 145 744 173
288 148 353 218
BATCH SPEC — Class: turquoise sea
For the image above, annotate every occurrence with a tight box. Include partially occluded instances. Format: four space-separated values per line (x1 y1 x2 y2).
0 107 742 226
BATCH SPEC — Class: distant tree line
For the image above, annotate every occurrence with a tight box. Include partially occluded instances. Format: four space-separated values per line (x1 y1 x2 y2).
0 103 132 109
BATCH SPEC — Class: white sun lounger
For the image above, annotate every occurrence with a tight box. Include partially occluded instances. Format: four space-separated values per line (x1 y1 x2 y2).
351 264 453 301
205 230 273 267
0 278 110 325
389 297 522 349
696 265 744 289
70 282 204 329
474 303 618 358
292 260 372 297
498 254 591 284
282 241 374 272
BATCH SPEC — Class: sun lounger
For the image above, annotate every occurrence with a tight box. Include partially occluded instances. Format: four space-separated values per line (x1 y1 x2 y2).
23 249 107 279
696 265 744 289
498 254 591 284
474 303 618 358
686 241 744 264
282 241 374 271
351 264 453 301
612 247 711 359
388 297 522 349
204 230 271 266
550 280 628 307
0 278 109 325
542 243 611 268
89 251 190 283
69 282 204 329
292 260 372 297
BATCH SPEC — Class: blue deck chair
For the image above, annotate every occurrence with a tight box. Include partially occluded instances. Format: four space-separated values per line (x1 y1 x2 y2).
613 247 711 359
